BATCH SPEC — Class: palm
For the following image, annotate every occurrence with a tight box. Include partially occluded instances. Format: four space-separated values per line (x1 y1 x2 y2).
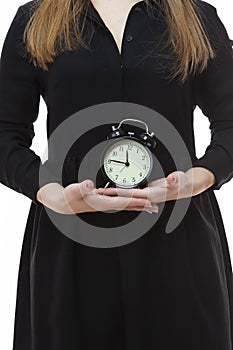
63 180 157 214
95 171 188 204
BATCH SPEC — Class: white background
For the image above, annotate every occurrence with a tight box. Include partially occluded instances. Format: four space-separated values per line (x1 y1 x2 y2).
0 0 233 348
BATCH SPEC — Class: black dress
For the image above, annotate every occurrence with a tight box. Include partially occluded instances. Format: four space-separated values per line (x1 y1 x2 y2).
1 1 233 349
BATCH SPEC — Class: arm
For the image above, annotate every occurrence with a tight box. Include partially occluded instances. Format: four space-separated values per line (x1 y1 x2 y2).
191 3 233 190
0 5 57 205
0 5 155 214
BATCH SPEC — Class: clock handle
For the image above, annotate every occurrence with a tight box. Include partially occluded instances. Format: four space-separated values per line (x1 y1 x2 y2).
113 118 155 138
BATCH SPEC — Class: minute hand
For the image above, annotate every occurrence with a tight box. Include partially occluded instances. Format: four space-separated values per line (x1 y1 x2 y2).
125 150 129 166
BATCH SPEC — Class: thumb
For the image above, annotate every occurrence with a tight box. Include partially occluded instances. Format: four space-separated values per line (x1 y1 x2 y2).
79 179 95 195
166 172 178 185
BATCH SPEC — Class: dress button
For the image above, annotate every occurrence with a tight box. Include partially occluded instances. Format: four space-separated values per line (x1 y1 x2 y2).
126 35 133 42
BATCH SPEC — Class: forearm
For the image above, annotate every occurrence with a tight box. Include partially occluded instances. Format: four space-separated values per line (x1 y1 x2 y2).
185 167 216 195
36 182 64 205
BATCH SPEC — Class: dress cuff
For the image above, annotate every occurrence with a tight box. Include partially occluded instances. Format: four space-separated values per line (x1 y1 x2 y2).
192 145 233 190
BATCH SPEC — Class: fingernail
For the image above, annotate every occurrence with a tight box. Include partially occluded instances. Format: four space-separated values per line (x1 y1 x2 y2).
172 176 177 183
146 208 158 213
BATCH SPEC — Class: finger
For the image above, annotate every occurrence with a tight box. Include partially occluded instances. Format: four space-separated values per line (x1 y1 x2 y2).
123 206 159 212
166 173 178 185
78 179 95 197
111 196 158 210
125 200 158 210
93 193 157 211
96 187 149 199
166 171 185 187
81 197 155 213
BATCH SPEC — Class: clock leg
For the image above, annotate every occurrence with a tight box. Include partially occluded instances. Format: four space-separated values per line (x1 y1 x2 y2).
96 165 113 189
104 182 111 189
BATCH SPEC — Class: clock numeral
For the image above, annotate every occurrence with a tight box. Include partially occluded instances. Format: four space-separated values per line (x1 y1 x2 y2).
132 177 136 183
119 146 124 151
139 172 143 177
142 155 146 160
143 164 147 170
115 175 119 180
127 145 133 151
112 151 117 156
109 167 113 172
123 178 127 183
137 148 139 153
107 159 111 164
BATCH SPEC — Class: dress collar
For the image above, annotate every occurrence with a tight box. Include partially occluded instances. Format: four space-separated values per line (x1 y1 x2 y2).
85 1 147 27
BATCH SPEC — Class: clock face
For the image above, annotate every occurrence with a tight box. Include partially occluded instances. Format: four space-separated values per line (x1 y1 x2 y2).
103 138 152 188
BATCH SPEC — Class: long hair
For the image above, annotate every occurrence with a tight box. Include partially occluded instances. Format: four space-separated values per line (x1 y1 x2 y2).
22 0 216 84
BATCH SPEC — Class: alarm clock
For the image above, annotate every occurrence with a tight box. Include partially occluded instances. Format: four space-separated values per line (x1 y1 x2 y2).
101 118 157 189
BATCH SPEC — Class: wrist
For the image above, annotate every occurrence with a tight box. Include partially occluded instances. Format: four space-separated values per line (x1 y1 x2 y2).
185 167 216 195
36 182 64 205
36 189 42 203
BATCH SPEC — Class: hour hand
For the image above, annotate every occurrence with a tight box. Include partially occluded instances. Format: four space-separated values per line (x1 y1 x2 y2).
109 159 126 164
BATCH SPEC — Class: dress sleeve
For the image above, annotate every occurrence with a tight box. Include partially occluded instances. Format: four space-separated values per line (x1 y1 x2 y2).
191 3 233 190
0 5 52 205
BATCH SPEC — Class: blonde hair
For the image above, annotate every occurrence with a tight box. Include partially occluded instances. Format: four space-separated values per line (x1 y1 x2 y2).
22 0 216 84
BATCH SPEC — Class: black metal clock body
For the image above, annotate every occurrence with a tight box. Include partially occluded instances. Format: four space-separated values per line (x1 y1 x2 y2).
100 118 157 189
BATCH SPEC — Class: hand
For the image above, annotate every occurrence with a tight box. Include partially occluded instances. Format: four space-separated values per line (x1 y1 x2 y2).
95 167 216 204
36 180 159 214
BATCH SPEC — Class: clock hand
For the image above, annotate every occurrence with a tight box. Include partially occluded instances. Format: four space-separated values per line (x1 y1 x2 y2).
120 158 142 174
128 159 148 174
125 150 129 166
109 159 126 165
120 165 126 172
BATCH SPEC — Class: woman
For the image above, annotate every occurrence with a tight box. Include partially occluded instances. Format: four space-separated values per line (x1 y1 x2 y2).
0 0 233 349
